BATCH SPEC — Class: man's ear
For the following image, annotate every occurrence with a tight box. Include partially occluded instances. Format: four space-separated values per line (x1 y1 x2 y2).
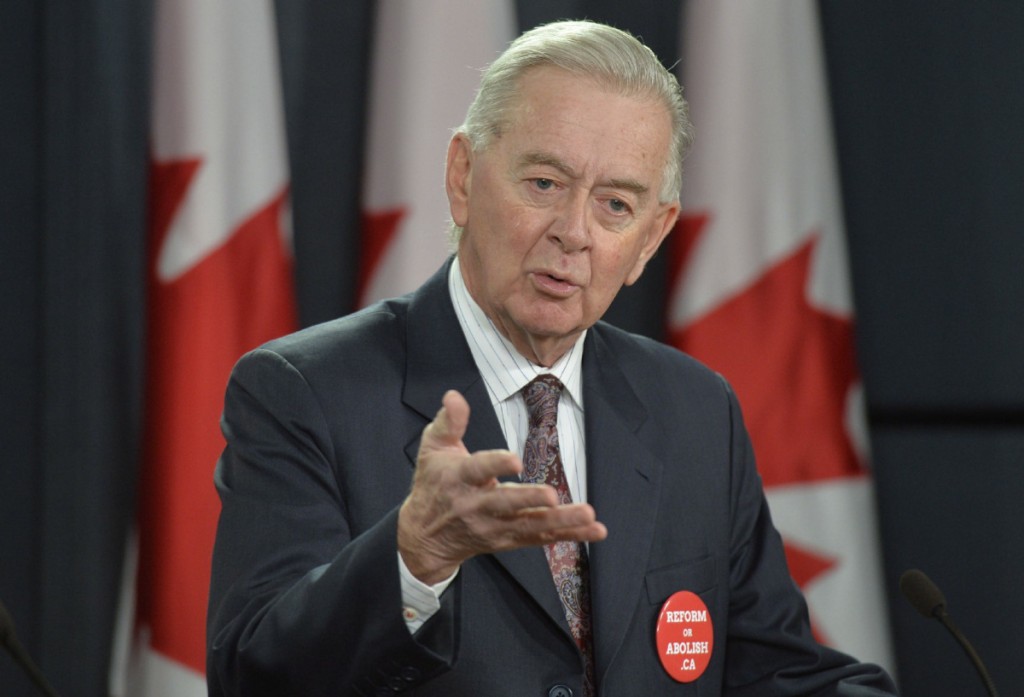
445 134 473 228
625 201 680 286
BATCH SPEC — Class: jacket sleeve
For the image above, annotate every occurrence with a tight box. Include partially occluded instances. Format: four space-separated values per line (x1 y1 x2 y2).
206 347 456 697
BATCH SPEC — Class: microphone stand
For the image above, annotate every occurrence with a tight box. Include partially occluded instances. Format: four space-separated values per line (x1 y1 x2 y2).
931 606 999 697
0 600 62 697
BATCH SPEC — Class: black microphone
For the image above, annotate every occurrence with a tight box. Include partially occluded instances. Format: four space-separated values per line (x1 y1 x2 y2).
0 598 62 697
899 568 999 697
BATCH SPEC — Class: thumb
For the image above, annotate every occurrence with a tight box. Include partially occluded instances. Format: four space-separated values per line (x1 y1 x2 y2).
422 389 471 450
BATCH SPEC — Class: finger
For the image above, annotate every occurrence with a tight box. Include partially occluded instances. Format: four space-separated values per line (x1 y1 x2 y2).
519 516 609 545
458 450 524 486
423 389 470 448
514 502 601 531
479 486 598 526
548 520 609 544
479 481 560 512
482 500 609 545
495 519 608 550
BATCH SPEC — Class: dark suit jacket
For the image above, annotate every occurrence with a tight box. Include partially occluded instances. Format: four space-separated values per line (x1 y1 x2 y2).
207 260 896 696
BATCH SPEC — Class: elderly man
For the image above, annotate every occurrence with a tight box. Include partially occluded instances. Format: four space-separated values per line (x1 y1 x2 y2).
207 20 897 697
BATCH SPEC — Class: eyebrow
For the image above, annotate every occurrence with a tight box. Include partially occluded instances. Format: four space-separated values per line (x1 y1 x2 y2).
517 151 650 197
518 151 577 178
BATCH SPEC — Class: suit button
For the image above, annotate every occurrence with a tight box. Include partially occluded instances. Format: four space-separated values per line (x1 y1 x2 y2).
400 666 421 682
548 686 573 697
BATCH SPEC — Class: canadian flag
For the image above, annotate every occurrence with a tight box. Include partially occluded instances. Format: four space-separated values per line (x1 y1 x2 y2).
113 0 297 693
359 0 515 305
668 1 895 671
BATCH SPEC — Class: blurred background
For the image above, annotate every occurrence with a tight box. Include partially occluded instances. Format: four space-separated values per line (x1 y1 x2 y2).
1 1 1022 696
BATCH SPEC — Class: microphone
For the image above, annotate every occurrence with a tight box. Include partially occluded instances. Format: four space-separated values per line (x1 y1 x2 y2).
0 598 62 697
899 569 999 697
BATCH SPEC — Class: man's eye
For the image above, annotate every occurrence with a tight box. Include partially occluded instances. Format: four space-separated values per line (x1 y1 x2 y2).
608 198 629 213
533 178 555 190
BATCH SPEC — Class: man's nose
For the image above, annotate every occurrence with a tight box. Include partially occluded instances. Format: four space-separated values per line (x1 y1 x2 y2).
550 194 591 252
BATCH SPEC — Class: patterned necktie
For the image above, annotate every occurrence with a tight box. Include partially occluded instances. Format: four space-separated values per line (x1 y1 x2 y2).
521 374 595 696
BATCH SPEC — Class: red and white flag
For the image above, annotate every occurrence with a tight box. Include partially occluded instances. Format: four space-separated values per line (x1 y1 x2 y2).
359 0 515 305
668 1 894 670
113 0 297 693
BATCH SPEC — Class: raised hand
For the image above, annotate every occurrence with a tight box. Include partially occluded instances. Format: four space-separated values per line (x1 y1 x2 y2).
397 390 607 584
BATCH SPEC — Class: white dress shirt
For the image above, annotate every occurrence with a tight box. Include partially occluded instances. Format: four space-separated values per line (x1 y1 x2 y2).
398 257 588 633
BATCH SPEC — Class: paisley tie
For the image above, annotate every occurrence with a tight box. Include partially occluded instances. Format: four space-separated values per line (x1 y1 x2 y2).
521 374 595 696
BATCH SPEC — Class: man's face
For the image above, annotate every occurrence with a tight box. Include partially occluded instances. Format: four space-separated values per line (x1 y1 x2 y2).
447 66 679 366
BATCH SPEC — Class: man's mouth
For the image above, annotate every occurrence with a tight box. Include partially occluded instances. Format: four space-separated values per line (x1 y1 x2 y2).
532 270 579 297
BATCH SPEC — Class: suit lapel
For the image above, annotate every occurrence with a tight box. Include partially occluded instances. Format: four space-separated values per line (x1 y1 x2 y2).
400 260 569 636
401 261 494 439
583 327 663 676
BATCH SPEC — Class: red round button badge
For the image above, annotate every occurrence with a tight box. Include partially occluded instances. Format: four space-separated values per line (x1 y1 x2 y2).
656 590 713 682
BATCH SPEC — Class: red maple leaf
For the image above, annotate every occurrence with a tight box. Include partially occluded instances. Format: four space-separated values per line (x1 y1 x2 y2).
358 207 407 305
668 221 865 488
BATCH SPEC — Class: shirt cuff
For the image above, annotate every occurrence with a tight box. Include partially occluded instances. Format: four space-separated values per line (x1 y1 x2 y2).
397 552 459 634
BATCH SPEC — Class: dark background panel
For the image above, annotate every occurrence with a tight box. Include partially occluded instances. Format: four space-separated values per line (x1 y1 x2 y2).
0 0 43 693
871 428 1024 696
821 0 1024 412
34 1 151 690
275 1 375 328
1 0 151 694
